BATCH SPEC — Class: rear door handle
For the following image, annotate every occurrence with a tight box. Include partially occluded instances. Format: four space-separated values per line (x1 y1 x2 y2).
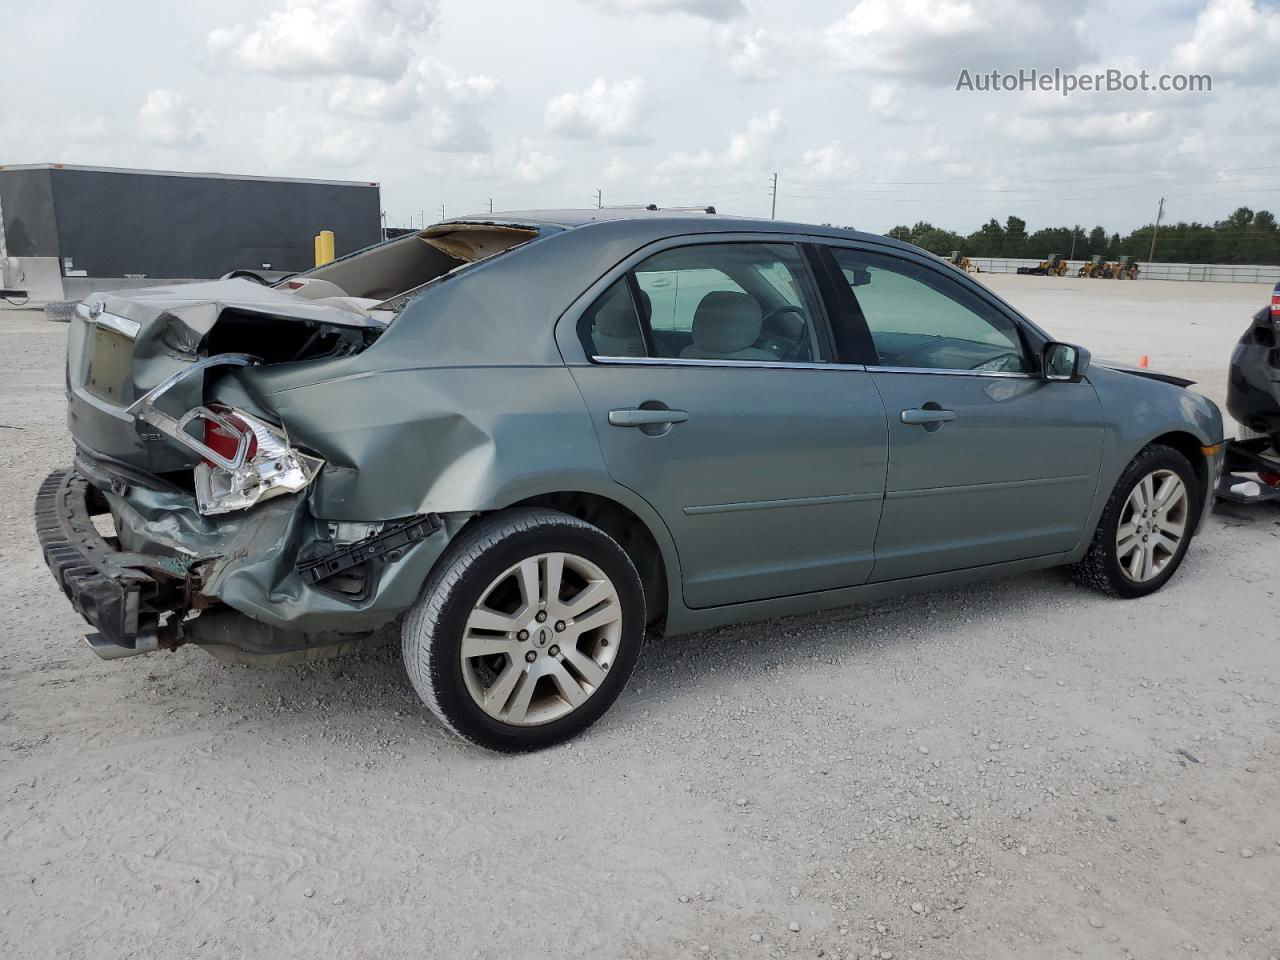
900 407 957 426
608 408 690 427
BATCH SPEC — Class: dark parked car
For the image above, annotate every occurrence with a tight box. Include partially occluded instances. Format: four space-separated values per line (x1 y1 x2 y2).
1227 279 1280 444
37 210 1224 750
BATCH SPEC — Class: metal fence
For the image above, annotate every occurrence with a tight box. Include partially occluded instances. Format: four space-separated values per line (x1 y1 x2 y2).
968 257 1280 284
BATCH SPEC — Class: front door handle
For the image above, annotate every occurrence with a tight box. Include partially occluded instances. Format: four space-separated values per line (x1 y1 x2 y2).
608 408 690 427
900 407 957 426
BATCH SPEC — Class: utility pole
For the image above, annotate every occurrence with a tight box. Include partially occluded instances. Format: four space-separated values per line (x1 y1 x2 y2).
419 210 424 229
381 210 387 241
596 189 602 209
1149 197 1165 262
1069 226 1079 261
439 202 446 222
488 197 493 214
770 172 778 220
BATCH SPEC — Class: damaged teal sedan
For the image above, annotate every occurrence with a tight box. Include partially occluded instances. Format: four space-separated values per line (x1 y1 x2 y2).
37 209 1225 750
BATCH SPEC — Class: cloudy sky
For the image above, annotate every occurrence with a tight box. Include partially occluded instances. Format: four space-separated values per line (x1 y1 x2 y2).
4 0 1279 234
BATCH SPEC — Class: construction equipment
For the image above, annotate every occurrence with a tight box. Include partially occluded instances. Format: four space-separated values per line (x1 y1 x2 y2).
1114 256 1140 279
1018 254 1070 276
1078 255 1107 279
946 250 981 273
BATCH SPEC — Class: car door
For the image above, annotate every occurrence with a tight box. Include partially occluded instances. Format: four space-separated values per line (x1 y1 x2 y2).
562 239 888 609
821 244 1105 582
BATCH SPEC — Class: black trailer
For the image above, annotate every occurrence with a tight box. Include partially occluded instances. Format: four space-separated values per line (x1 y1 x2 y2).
0 163 382 281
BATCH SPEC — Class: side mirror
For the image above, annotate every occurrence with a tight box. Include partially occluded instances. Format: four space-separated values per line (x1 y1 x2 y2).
1042 341 1090 382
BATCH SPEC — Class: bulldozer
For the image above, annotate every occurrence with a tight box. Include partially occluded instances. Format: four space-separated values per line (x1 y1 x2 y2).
1019 253 1070 276
947 250 981 273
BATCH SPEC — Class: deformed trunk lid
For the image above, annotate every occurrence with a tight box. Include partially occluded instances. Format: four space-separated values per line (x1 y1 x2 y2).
68 278 386 476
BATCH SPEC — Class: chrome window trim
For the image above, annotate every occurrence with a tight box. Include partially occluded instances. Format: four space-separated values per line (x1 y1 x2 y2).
582 357 1038 378
863 365 1036 380
585 355 867 372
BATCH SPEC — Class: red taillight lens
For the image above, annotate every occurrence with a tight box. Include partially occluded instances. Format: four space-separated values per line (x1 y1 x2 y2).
1271 292 1280 317
202 409 257 466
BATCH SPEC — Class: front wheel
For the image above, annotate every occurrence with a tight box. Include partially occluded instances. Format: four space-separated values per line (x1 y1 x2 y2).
1070 444 1199 598
402 509 646 752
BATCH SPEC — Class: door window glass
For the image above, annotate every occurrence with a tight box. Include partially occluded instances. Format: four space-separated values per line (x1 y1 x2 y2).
632 243 829 363
578 278 646 358
830 248 1028 373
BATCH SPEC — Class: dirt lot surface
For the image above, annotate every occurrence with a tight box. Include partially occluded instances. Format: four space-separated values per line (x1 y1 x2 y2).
2 277 1278 960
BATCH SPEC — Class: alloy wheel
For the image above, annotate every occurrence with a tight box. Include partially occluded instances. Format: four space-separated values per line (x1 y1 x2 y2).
1116 468 1189 583
459 552 623 726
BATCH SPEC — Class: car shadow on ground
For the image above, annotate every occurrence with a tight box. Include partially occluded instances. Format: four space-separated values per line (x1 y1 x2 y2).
173 565 1075 751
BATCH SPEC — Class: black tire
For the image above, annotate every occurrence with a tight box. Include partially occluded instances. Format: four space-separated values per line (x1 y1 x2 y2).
1070 444 1200 598
401 508 646 752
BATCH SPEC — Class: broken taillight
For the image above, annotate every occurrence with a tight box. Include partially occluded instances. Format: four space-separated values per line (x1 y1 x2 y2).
192 407 323 516
1271 289 1280 318
203 407 258 467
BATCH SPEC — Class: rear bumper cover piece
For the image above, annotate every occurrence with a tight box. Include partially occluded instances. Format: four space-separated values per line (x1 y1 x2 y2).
36 465 464 658
35 469 186 654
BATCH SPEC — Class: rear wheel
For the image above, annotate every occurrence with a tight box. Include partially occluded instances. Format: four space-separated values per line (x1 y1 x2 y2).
1070 444 1199 598
402 509 645 751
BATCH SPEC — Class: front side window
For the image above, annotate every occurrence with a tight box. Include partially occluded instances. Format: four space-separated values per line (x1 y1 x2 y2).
579 242 831 364
829 248 1029 373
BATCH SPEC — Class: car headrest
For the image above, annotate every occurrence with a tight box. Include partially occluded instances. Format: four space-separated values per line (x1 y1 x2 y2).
762 308 804 340
634 287 652 323
691 292 763 354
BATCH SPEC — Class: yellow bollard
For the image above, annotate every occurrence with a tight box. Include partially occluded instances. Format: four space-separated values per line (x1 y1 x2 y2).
314 229 336 266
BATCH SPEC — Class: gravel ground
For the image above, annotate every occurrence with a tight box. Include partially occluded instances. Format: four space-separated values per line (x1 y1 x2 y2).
2 276 1278 960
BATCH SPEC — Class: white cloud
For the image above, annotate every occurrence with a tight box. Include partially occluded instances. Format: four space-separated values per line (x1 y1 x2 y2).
602 155 631 181
513 151 563 183
322 58 498 127
138 90 207 147
867 83 923 124
592 0 746 20
824 0 1092 84
262 108 372 168
992 109 1169 147
721 28 778 81
798 142 859 179
1171 0 1280 83
422 60 499 104
324 75 417 121
466 147 565 185
208 0 438 80
423 105 491 153
545 78 648 144
659 108 783 173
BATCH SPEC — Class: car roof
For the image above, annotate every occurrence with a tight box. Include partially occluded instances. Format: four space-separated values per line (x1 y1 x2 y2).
442 208 913 251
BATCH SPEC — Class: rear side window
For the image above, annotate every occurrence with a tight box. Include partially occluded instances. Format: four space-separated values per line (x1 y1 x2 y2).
579 242 831 364
829 248 1029 373
578 279 646 358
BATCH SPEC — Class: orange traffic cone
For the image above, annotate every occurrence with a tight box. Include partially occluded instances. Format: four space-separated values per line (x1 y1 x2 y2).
1139 355 1149 368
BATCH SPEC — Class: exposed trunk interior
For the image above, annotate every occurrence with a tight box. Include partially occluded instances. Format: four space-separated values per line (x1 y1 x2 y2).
297 222 539 306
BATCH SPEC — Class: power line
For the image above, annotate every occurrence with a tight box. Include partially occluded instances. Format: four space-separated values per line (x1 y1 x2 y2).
787 164 1280 187
778 187 1280 203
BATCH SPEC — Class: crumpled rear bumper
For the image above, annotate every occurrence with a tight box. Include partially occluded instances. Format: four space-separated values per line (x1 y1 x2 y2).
35 469 188 655
35 464 463 658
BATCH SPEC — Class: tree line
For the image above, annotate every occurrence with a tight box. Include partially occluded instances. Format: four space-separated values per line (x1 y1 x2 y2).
881 207 1280 265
